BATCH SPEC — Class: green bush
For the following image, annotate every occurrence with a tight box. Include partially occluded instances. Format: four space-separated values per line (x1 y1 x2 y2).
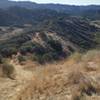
1 47 17 57
18 55 26 63
42 53 53 62
33 44 46 55
2 63 15 79
32 52 58 64
32 54 44 64
48 39 63 52
20 45 33 54
20 42 46 55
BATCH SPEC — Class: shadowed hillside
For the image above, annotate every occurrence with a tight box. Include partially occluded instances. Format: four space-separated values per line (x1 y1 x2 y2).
0 15 99 63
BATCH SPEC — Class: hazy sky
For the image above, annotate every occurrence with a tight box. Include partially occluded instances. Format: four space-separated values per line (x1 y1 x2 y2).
13 0 100 5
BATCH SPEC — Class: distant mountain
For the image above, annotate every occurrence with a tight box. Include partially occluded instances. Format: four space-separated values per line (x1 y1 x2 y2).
0 0 100 20
0 0 36 8
0 7 68 26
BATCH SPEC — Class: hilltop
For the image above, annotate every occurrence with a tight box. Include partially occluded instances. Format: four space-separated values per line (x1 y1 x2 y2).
0 50 100 100
0 1 100 100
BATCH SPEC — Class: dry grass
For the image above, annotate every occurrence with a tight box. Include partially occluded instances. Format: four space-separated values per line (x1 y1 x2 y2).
82 50 100 62
69 52 82 63
68 71 100 100
0 50 100 100
29 50 100 100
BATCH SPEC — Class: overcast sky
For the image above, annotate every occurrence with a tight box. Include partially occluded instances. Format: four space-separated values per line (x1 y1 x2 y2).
13 0 100 5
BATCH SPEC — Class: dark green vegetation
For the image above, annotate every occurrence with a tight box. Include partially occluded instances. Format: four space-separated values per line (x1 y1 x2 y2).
0 0 100 63
0 0 100 20
0 7 67 26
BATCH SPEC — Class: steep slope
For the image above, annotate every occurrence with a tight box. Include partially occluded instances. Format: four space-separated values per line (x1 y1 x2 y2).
0 16 99 61
37 17 98 48
0 6 99 62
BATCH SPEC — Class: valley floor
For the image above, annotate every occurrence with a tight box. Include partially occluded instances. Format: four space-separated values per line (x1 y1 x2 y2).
0 50 100 100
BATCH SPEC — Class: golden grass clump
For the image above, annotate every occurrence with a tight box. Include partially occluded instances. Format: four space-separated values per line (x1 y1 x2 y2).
82 50 100 63
68 71 100 100
2 62 16 79
69 52 82 63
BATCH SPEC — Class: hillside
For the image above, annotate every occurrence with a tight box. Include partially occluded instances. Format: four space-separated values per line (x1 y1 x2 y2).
0 16 99 63
0 1 100 100
0 7 65 26
0 3 99 63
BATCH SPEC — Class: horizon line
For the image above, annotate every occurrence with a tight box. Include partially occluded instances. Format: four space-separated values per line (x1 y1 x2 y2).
9 0 100 6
